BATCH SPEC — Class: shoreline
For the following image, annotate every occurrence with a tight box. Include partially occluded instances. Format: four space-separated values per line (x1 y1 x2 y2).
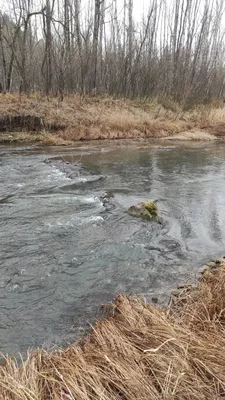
0 132 222 146
1 94 225 145
1 257 225 398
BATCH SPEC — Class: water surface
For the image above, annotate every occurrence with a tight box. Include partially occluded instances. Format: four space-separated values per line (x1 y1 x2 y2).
1 141 225 355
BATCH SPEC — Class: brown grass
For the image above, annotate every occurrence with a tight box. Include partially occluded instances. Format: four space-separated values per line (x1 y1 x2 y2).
0 131 72 145
0 93 225 144
162 129 217 141
1 258 225 399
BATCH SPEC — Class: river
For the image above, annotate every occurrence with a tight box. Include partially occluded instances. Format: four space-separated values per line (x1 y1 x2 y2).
1 140 225 356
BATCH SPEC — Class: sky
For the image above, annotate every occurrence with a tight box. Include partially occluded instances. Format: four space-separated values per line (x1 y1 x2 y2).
1 0 147 21
2 0 225 34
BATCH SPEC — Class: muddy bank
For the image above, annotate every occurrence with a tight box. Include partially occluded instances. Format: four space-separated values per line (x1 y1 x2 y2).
0 94 224 144
1 258 225 399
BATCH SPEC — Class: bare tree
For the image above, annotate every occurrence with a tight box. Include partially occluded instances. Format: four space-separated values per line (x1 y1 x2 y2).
1 0 225 104
89 0 102 92
42 0 54 96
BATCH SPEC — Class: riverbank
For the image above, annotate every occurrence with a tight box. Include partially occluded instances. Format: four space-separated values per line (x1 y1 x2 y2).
1 94 225 144
1 258 225 399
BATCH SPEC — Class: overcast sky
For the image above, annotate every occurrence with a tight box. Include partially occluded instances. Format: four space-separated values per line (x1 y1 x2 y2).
2 0 225 32
1 0 147 21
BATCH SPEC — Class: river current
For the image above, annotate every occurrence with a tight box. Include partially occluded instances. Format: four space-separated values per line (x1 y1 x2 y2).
1 141 225 355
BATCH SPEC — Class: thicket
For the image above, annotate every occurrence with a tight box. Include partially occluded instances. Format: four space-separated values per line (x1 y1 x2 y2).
0 0 225 108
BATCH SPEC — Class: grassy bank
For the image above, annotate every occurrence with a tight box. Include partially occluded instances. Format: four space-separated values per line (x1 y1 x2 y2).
1 258 225 399
1 94 225 144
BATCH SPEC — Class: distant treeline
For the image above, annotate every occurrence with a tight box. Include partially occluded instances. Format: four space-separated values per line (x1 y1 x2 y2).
0 0 225 106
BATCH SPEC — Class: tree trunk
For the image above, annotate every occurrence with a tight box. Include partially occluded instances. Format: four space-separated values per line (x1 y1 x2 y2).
89 0 101 93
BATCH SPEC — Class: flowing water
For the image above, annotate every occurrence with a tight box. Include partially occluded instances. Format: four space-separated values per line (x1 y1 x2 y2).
1 140 225 356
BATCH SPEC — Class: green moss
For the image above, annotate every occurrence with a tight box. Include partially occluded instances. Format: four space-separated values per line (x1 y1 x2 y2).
143 201 158 216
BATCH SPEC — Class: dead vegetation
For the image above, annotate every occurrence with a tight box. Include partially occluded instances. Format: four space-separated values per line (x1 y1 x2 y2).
162 129 217 141
1 94 225 144
1 258 225 399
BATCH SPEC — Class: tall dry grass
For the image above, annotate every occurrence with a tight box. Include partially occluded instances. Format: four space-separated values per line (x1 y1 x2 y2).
1 258 225 399
1 94 225 142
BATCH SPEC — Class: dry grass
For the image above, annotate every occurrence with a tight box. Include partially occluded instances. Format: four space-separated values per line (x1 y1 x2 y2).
0 93 225 143
163 129 216 141
0 131 72 145
1 258 225 399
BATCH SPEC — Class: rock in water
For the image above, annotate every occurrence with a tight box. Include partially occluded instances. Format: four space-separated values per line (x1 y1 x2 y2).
127 201 158 221
100 192 116 211
100 192 114 203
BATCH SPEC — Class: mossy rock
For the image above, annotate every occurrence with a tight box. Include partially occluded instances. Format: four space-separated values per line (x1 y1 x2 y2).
127 201 158 221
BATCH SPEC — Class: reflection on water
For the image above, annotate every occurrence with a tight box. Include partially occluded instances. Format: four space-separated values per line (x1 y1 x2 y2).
0 141 225 355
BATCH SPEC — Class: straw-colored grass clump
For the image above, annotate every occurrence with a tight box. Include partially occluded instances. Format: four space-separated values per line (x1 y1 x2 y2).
163 129 217 141
1 258 225 399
